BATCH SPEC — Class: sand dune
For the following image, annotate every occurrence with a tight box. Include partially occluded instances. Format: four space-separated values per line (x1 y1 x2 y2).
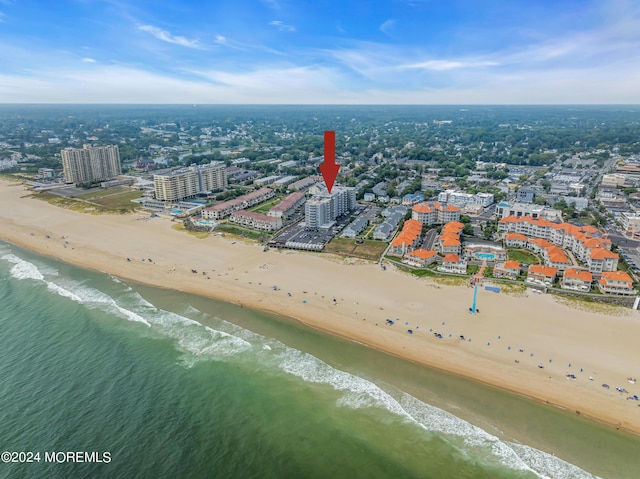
2 179 640 434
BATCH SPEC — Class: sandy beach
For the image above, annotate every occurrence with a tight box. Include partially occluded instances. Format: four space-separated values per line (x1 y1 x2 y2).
2 179 640 435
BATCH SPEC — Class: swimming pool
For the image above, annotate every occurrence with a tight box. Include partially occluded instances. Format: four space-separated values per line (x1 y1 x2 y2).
170 209 183 215
198 221 215 226
476 253 495 259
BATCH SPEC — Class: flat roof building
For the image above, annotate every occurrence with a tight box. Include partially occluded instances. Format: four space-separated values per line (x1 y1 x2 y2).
154 162 227 202
305 186 356 229
61 144 122 186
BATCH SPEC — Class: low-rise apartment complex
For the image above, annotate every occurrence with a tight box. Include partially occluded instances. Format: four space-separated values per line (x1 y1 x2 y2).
203 188 275 220
411 202 461 225
437 190 494 208
499 216 616 274
268 192 306 219
598 271 635 295
562 268 593 291
230 210 282 231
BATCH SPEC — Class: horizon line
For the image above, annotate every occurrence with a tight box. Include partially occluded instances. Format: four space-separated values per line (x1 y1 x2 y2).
1 103 640 107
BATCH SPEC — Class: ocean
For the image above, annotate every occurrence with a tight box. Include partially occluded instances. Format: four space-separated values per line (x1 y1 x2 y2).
1 241 639 479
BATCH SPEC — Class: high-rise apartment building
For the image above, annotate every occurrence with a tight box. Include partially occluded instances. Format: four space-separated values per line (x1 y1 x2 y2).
61 145 122 186
154 162 227 202
304 186 356 229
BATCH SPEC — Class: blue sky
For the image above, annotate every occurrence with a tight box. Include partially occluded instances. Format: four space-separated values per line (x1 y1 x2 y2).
0 0 639 103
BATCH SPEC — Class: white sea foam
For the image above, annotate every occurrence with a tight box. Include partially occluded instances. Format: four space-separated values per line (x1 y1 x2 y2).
508 443 600 479
3 254 45 281
54 281 152 327
46 282 83 302
278 348 410 418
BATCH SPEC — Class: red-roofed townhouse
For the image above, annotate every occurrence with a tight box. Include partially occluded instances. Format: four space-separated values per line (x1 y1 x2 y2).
587 248 619 273
598 271 635 295
544 245 571 272
527 264 558 286
561 268 593 292
439 254 467 274
404 249 438 268
493 260 521 279
411 203 436 224
504 233 528 248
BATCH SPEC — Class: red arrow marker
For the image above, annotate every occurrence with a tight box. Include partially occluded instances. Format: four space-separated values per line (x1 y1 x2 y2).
319 130 340 193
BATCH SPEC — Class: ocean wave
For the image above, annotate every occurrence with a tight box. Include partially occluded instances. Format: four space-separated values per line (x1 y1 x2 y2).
142 307 252 365
508 443 599 479
2 253 45 281
2 255 252 362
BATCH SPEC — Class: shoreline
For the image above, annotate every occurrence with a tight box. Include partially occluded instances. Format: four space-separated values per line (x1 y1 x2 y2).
2 179 640 436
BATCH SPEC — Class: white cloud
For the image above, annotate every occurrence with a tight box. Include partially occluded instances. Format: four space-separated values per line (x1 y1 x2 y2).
212 35 247 51
0 12 5 23
0 65 340 103
82 57 96 63
269 20 296 32
379 19 396 36
1 62 639 104
138 24 202 49
400 60 499 71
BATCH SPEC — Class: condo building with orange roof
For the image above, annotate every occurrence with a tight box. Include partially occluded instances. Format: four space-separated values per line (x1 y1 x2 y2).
527 264 558 285
562 268 593 292
439 254 467 274
598 271 635 295
403 249 438 268
504 233 528 248
411 202 461 225
493 260 521 279
436 221 464 255
498 216 617 274
389 219 423 256
587 248 619 274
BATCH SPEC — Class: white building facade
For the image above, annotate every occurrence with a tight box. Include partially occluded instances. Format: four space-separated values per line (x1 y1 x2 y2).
305 186 356 229
61 145 122 185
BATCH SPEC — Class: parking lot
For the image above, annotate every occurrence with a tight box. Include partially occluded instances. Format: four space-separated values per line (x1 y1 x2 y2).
618 247 640 276
422 228 438 250
270 223 336 250
270 210 360 250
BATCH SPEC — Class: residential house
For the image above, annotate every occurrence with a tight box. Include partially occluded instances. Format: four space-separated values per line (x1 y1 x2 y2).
404 249 438 268
598 271 636 296
504 233 528 248
493 260 521 279
439 254 467 274
527 265 558 285
561 268 593 292
389 220 423 256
